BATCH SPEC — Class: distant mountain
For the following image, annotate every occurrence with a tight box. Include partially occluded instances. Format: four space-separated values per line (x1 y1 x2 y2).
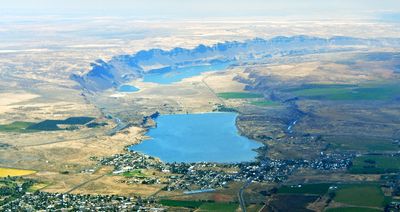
71 35 400 92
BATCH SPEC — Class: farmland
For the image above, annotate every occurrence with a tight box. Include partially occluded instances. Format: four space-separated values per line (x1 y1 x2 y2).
0 117 96 132
269 194 319 211
326 207 382 212
333 184 386 208
349 155 400 174
27 116 95 131
122 169 147 178
277 183 331 195
0 168 36 177
198 202 238 211
158 199 238 211
249 100 280 107
217 92 263 99
326 136 399 152
288 83 400 101
159 199 203 208
0 121 35 133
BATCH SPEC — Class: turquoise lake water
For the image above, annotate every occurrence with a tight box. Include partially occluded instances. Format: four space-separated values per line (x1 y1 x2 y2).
118 85 139 92
129 112 262 163
143 62 230 84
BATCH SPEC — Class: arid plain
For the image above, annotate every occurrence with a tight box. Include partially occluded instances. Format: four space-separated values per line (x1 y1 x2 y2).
1 17 400 211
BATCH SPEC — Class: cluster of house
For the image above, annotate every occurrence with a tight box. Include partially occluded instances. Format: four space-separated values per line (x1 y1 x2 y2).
308 152 354 170
97 151 354 192
2 191 164 211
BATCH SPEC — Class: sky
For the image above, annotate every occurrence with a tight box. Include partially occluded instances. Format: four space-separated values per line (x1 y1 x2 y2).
1 0 400 20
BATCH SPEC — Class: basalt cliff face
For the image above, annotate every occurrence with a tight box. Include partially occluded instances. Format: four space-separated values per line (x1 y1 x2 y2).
71 36 400 92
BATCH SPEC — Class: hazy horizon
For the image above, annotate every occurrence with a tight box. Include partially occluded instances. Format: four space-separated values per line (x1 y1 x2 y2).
1 0 400 21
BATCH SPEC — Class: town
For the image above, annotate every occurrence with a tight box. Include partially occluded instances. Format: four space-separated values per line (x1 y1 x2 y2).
97 150 354 191
0 149 356 211
1 177 163 211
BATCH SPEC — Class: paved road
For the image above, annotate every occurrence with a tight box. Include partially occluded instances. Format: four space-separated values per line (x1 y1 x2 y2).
19 135 94 148
238 160 270 212
238 178 253 212
65 174 106 194
201 75 225 105
107 117 129 136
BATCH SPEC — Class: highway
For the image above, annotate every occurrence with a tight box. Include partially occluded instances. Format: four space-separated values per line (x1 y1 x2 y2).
107 117 129 136
238 160 269 212
238 178 253 212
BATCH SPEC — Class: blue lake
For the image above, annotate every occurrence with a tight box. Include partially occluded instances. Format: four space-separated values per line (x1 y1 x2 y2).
118 85 139 92
129 112 262 163
143 62 230 84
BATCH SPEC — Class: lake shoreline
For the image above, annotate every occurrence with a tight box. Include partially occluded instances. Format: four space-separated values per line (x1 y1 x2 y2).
129 112 263 163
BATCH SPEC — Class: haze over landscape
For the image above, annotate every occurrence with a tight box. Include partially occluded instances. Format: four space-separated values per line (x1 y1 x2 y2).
1 1 400 211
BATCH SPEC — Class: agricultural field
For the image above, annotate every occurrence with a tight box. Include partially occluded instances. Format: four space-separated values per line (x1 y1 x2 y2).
333 184 387 208
0 168 36 177
198 202 238 211
159 199 206 208
277 183 331 195
249 100 280 107
325 136 399 152
275 183 390 211
27 116 95 131
0 117 96 132
27 182 49 192
217 92 263 99
269 194 319 211
122 169 147 178
349 155 400 174
325 207 382 212
246 204 264 212
0 121 36 133
287 83 400 101
159 199 238 211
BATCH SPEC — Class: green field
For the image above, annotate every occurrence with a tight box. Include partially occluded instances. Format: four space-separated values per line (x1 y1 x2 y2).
249 100 280 107
27 182 49 192
269 195 319 211
326 136 399 152
326 207 382 212
333 184 386 208
198 202 238 211
217 92 263 99
287 83 400 100
0 117 96 132
86 122 108 128
159 200 237 211
277 183 331 195
349 155 400 174
122 169 146 178
27 116 95 131
62 117 95 125
0 121 35 133
159 200 204 208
